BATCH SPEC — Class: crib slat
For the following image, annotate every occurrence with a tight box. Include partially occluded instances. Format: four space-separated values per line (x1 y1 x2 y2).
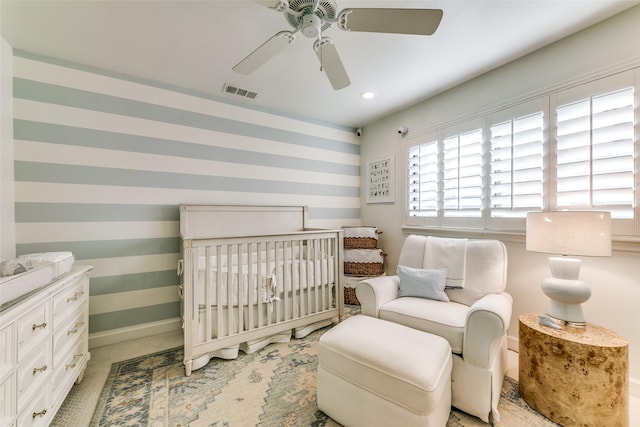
226 244 233 336
267 241 273 327
317 238 323 313
267 242 280 325
255 242 261 329
247 243 254 331
282 241 302 318
205 246 212 343
300 239 316 315
237 243 244 334
189 250 198 322
335 236 343 315
216 246 224 339
292 241 299 319
316 238 329 310
328 237 334 310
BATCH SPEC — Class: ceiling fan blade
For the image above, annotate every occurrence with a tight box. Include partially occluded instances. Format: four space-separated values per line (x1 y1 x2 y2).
338 8 443 36
233 31 295 75
314 38 350 91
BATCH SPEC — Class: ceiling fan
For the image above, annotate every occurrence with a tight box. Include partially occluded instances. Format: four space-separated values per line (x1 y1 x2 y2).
232 0 443 90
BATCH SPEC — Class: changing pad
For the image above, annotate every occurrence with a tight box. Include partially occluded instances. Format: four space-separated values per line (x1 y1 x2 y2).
2 251 74 280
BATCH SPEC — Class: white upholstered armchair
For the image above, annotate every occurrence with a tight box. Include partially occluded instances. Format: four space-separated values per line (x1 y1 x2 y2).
356 234 512 423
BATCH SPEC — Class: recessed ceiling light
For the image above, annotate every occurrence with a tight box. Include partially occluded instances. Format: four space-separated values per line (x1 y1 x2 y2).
361 91 375 100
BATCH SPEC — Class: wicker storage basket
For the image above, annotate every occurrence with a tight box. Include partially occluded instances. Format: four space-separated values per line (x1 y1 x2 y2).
344 237 378 249
344 262 384 276
344 248 385 276
342 226 380 250
344 287 360 305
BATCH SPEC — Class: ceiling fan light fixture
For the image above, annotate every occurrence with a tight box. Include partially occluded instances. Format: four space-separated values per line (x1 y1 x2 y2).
301 13 322 38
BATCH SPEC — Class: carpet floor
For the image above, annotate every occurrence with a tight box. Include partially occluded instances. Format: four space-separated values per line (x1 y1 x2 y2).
89 324 558 426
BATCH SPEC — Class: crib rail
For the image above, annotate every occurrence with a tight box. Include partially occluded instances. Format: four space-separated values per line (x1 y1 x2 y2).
180 229 343 375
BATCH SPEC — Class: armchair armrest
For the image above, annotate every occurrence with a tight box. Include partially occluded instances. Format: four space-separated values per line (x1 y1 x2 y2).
356 275 400 318
463 292 513 368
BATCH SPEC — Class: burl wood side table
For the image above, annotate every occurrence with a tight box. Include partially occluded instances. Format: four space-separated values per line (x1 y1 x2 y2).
519 313 628 427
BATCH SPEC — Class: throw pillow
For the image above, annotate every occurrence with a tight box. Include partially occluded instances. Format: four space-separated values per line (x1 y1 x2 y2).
397 265 450 302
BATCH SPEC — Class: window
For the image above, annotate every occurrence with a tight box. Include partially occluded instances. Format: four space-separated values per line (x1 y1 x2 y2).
490 111 544 218
443 129 483 217
554 87 634 218
407 124 484 228
406 69 638 236
408 141 438 217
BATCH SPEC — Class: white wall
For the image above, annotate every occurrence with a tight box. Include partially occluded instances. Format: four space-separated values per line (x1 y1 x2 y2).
0 37 15 260
359 6 640 396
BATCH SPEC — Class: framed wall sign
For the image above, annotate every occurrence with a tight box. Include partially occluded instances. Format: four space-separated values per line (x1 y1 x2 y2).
366 154 395 203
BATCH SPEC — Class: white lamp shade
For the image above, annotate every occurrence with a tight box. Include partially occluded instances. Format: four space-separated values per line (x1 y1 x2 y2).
526 211 611 256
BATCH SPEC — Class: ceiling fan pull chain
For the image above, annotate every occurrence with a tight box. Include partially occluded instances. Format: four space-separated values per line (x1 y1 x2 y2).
318 33 323 72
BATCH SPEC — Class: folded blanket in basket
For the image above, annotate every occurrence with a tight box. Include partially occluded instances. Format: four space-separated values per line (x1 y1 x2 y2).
344 249 384 276
343 227 378 239
344 248 384 264
343 227 380 250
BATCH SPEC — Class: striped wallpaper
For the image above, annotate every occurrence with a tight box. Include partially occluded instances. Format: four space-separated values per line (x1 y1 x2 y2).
11 50 361 346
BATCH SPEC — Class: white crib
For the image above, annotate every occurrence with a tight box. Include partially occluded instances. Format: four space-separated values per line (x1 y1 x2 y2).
178 205 344 375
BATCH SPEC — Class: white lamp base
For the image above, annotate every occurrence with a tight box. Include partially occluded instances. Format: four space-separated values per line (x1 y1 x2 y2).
542 257 591 327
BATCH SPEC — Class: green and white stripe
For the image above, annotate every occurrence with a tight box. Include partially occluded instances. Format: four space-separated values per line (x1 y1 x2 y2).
13 51 360 345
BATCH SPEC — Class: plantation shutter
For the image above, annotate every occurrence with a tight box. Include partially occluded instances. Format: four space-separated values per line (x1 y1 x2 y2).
490 112 544 218
443 128 483 217
555 86 634 218
408 141 438 217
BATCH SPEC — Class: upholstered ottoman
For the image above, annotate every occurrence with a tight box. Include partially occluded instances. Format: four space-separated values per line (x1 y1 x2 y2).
317 315 452 427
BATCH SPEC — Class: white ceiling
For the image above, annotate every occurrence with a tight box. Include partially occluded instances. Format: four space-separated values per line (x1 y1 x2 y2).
1 0 638 128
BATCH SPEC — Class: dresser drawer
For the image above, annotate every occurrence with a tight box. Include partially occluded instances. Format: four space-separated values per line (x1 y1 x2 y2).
16 380 50 427
53 333 88 399
16 303 50 363
0 325 14 380
52 274 88 327
16 341 51 408
0 374 16 425
53 304 87 358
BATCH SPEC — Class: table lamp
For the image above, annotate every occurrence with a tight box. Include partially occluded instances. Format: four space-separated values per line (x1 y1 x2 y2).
526 211 611 327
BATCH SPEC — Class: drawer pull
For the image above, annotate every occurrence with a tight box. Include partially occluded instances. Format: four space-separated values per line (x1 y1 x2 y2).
33 409 47 419
32 322 47 331
33 365 48 375
66 353 84 370
67 290 85 303
67 321 85 335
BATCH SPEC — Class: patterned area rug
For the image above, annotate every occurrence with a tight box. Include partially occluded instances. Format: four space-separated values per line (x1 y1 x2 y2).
90 323 559 426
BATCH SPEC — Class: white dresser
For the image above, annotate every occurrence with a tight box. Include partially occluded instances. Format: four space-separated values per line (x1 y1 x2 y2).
0 265 92 427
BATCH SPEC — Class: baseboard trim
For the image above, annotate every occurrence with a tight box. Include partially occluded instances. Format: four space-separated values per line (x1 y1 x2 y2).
507 334 518 352
89 317 182 349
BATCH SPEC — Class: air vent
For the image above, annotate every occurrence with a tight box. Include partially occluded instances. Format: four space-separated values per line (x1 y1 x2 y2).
223 83 257 99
